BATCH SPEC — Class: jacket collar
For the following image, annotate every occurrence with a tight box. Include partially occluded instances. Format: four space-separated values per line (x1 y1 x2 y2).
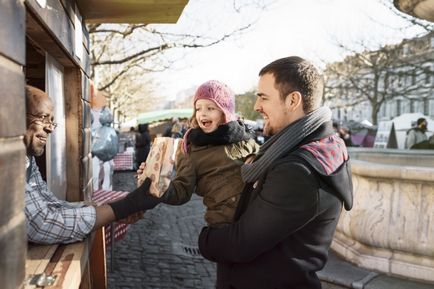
295 121 335 149
188 120 253 147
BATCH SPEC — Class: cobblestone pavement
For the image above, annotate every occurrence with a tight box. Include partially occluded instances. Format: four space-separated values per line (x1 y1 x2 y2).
108 171 217 289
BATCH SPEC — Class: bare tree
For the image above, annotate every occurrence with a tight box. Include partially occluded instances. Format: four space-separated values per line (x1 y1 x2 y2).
235 89 261 120
89 1 273 122
324 32 434 125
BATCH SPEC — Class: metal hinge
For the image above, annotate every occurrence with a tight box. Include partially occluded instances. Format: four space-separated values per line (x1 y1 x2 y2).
27 273 57 287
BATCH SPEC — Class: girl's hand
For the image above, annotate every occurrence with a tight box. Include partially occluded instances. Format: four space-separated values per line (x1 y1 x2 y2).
136 162 147 186
135 162 146 178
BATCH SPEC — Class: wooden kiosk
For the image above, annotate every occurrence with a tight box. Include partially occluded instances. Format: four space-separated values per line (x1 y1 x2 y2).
0 1 188 288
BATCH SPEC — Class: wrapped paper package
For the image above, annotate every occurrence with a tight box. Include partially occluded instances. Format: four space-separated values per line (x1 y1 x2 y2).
137 137 182 197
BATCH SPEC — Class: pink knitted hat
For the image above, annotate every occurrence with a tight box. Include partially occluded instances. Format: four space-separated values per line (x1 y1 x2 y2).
194 80 236 123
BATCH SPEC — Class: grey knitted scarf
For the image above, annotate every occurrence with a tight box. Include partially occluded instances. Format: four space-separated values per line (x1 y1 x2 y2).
241 106 332 183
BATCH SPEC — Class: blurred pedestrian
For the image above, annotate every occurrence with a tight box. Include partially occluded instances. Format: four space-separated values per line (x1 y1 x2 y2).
333 122 353 147
405 117 428 149
126 126 137 148
170 120 183 138
135 123 151 169
339 127 353 147
163 117 179 137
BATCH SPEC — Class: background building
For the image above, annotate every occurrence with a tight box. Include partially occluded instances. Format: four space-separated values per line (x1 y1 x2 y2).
324 31 434 125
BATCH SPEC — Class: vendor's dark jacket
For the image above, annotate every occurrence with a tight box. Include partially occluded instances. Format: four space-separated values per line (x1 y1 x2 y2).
199 121 353 289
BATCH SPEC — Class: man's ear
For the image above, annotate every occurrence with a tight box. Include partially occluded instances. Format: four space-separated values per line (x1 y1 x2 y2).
285 91 302 111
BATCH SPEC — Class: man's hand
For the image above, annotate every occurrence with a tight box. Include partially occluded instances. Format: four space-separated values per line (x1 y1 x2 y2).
245 155 256 164
119 211 145 224
108 178 162 220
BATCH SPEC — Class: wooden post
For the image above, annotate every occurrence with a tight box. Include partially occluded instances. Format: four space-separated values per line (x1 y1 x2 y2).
89 227 107 289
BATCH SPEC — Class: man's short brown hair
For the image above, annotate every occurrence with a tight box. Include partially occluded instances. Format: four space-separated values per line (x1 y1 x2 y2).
259 56 323 113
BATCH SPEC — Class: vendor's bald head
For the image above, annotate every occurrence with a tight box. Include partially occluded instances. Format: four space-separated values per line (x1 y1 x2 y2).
25 85 53 115
25 85 54 156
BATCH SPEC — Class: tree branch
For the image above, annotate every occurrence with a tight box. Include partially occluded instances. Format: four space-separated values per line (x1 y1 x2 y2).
91 24 149 38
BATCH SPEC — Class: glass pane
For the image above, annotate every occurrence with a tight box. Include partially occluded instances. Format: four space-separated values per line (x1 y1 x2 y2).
45 54 67 200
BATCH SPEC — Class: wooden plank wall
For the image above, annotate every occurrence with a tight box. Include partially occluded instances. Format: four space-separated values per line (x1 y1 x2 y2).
26 0 90 75
24 1 97 287
25 0 93 202
1 1 96 288
64 68 92 202
64 68 83 202
81 72 93 201
0 1 27 289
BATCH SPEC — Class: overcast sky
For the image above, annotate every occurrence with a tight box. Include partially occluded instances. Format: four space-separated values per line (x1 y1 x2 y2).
150 0 427 101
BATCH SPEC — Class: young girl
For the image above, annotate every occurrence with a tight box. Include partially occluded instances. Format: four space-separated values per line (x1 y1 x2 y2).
139 80 259 226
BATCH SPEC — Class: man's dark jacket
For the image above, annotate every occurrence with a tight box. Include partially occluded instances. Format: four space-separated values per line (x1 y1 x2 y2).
198 122 353 289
